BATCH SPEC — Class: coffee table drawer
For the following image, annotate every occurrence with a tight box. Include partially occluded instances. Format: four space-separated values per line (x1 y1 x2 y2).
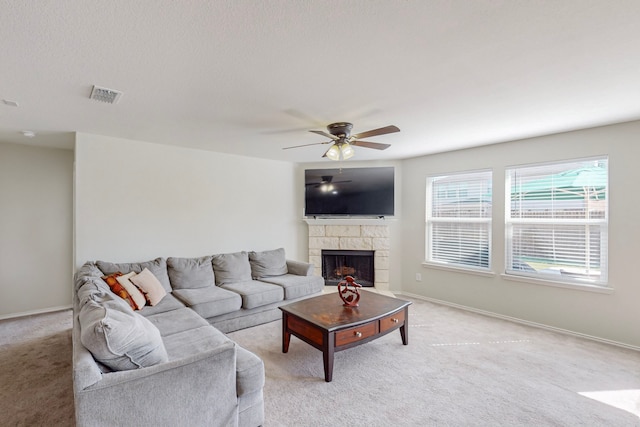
380 309 405 333
335 322 377 347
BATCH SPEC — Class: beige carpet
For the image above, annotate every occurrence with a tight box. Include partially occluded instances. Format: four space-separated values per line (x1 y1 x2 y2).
228 297 640 426
0 309 74 426
1 299 639 426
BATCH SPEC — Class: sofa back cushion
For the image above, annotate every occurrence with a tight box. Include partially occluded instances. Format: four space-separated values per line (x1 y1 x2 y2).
167 256 215 290
212 251 252 285
97 257 172 292
77 279 130 310
74 262 105 292
249 248 288 278
79 298 169 371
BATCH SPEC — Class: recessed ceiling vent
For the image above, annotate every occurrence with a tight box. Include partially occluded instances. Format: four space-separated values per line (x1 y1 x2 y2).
90 85 123 104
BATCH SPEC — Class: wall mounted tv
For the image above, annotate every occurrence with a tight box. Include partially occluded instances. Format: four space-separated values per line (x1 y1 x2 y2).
304 167 395 217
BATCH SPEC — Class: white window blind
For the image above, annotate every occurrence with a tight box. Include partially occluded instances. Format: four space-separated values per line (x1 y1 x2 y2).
426 170 492 270
506 157 608 286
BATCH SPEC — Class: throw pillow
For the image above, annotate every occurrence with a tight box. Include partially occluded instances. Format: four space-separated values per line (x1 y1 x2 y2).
79 299 169 371
212 251 252 285
130 268 167 306
96 258 172 292
249 248 288 278
167 256 215 289
116 272 147 310
102 272 137 310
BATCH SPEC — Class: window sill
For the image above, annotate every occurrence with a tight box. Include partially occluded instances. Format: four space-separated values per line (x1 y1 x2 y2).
500 274 613 294
421 261 496 278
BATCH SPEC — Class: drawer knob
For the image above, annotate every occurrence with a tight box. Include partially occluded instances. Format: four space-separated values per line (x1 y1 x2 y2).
354 331 362 337
391 318 399 323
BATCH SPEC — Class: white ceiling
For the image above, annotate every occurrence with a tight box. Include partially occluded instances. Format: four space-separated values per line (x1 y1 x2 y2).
1 1 640 163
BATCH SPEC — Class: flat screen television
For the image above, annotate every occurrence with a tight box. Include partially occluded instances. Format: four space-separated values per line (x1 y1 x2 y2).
304 167 394 217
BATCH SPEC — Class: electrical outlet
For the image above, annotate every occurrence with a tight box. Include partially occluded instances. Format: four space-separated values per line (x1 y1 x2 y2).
415 273 422 281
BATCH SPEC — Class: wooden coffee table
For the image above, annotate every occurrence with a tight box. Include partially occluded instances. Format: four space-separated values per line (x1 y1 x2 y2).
279 291 411 382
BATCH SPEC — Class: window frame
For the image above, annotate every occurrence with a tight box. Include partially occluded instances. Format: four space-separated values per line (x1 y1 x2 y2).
504 156 609 288
425 169 493 273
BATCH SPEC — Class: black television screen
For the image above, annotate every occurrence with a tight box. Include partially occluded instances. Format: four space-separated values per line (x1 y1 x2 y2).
304 167 395 217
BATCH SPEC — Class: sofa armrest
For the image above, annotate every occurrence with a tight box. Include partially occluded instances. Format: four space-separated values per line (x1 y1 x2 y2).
286 259 314 276
75 340 239 427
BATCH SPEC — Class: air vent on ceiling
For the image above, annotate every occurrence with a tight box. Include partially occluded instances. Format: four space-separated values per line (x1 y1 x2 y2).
90 85 123 104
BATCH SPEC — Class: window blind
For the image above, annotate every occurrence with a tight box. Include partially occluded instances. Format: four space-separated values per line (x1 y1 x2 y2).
506 158 608 285
427 170 492 269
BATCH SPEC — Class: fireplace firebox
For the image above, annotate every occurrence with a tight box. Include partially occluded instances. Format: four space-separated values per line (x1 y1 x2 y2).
321 250 374 287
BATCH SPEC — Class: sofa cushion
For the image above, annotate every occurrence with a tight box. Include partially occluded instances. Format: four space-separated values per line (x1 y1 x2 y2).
172 286 242 319
220 280 284 309
212 252 252 285
130 268 167 306
138 293 186 317
77 277 114 307
236 346 265 397
79 299 169 371
259 274 324 300
167 256 215 290
145 307 210 337
249 248 288 278
74 262 105 291
162 325 234 361
97 257 172 293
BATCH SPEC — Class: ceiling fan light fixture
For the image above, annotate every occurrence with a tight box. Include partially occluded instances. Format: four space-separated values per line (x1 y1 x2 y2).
341 142 355 160
326 144 341 161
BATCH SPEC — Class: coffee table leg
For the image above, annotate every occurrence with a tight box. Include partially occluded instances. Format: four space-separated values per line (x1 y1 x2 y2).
323 331 334 382
400 307 409 345
282 313 291 353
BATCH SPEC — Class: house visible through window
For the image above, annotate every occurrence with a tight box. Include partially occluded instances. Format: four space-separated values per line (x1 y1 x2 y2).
506 157 608 286
426 170 492 270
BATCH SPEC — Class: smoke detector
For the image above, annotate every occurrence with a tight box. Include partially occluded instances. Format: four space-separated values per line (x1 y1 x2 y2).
90 85 123 104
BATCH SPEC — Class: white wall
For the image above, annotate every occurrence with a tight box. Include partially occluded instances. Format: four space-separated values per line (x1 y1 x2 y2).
400 120 640 347
74 133 305 267
0 142 73 318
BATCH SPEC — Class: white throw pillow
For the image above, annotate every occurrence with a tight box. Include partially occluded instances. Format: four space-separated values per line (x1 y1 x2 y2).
116 272 147 310
130 268 167 306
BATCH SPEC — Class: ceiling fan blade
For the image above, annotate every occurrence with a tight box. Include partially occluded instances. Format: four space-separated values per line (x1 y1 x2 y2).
351 140 391 150
352 125 400 140
310 130 338 140
282 141 330 150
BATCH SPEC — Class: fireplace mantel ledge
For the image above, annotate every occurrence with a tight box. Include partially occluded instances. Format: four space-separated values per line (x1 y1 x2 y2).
303 217 396 226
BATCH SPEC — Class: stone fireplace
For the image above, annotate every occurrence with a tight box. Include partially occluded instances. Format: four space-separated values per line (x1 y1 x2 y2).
307 224 390 290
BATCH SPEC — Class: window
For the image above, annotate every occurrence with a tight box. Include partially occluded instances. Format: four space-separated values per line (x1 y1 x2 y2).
426 170 492 270
506 157 608 286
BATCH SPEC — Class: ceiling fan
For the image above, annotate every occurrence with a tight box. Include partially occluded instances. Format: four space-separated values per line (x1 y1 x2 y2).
305 175 352 189
283 122 400 160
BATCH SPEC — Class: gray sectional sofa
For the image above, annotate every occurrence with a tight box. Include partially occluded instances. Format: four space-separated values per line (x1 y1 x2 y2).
72 249 324 427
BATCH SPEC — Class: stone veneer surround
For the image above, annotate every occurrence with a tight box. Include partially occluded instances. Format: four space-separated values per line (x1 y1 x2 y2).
308 224 390 291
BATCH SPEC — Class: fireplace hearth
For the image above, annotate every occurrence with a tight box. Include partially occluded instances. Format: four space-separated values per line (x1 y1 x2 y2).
321 249 374 287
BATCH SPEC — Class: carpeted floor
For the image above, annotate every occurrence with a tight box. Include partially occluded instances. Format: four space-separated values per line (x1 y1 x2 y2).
227 297 640 426
1 298 639 426
0 309 74 426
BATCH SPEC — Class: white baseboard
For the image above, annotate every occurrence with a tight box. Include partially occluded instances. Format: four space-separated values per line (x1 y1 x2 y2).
398 291 640 352
0 305 72 321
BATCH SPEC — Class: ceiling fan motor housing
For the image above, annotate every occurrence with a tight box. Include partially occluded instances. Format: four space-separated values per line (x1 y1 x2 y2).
327 122 353 138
